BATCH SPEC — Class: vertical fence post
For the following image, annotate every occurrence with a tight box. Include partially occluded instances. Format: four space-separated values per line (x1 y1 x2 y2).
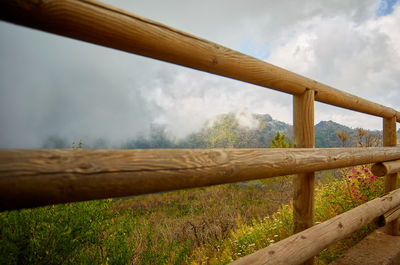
383 116 399 235
293 89 315 264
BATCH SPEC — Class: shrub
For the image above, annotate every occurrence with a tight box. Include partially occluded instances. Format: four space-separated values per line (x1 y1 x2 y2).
190 165 384 264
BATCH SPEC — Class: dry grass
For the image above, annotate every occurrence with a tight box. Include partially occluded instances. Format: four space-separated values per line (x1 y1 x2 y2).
112 181 291 263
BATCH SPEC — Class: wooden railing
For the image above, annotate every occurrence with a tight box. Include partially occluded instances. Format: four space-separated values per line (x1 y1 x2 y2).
0 1 399 264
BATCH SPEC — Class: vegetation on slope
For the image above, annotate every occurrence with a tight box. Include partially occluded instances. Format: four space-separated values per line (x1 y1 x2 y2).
0 164 383 265
0 120 390 264
190 166 383 264
43 112 386 149
124 114 382 149
0 184 291 264
1 123 388 264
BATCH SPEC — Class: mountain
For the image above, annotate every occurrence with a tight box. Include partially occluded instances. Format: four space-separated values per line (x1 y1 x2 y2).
181 114 384 148
180 113 292 148
121 113 383 149
315 120 353 147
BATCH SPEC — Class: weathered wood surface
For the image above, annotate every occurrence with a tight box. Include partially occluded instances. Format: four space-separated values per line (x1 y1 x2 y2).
372 159 400 177
0 0 399 122
230 188 400 265
383 116 399 235
377 205 400 227
1 147 400 211
293 89 315 264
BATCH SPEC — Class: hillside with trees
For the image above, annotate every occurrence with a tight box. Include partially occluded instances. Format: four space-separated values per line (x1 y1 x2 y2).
42 113 386 150
3 127 386 265
120 113 383 149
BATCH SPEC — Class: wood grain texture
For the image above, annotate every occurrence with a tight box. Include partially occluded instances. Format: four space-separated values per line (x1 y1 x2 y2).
384 117 397 147
293 89 315 265
0 0 399 121
378 205 400 226
1 147 400 211
383 117 399 235
372 159 400 176
293 90 315 149
230 188 400 265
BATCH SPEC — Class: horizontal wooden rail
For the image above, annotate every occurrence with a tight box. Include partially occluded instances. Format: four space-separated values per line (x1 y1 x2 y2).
377 205 400 227
372 159 400 177
1 147 400 211
230 188 400 265
0 0 399 121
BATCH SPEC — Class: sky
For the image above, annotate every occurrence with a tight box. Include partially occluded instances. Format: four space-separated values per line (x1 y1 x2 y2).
0 0 399 148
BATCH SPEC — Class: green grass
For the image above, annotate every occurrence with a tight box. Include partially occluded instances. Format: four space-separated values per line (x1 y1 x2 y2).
0 165 385 265
0 199 139 265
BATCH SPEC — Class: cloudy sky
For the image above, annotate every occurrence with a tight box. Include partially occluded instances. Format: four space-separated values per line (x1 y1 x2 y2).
0 0 399 148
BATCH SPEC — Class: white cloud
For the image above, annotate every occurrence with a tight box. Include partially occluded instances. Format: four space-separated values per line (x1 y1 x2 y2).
267 5 400 129
0 0 399 147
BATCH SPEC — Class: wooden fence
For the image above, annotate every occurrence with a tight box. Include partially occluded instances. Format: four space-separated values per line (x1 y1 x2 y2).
0 0 399 264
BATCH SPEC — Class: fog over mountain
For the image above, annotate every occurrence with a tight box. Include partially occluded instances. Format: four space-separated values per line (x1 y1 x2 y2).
0 0 399 148
39 112 384 150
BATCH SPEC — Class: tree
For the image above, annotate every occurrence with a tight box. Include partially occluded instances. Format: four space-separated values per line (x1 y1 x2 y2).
269 131 292 148
355 128 381 147
336 130 349 147
268 131 292 203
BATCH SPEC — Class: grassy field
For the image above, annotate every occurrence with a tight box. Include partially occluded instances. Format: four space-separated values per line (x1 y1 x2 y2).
0 164 384 265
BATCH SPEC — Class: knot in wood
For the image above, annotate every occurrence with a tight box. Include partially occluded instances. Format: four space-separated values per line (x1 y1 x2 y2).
208 150 228 164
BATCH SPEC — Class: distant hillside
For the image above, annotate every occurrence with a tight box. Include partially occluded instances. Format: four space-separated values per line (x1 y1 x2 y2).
315 120 353 147
314 120 382 147
122 113 383 149
179 113 292 148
